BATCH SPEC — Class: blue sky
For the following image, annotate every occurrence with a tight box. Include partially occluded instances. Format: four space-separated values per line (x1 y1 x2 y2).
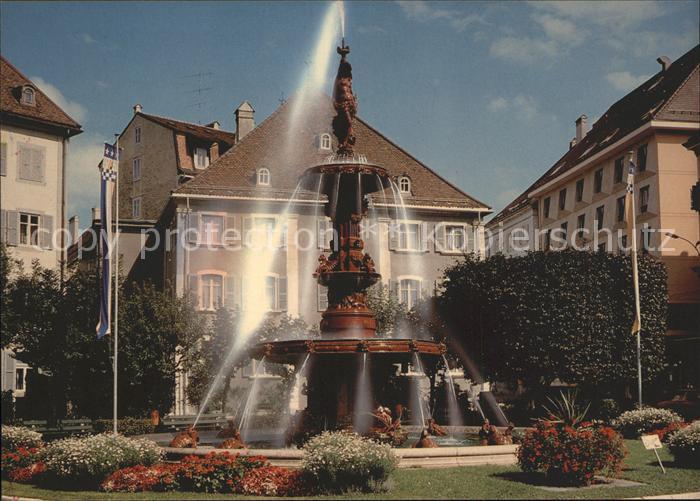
1 1 698 225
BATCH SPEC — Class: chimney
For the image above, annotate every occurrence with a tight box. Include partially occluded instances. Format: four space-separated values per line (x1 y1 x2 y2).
133 103 143 114
575 114 588 142
569 138 577 150
657 56 671 72
235 101 255 141
68 215 80 245
206 121 220 130
92 207 101 224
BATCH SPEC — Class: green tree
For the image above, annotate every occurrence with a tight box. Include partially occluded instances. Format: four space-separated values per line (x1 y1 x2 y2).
439 250 667 402
366 283 407 337
2 250 203 419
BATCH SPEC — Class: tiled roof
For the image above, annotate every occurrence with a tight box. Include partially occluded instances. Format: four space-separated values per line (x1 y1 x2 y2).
488 44 700 227
0 56 82 134
138 112 237 146
175 92 489 211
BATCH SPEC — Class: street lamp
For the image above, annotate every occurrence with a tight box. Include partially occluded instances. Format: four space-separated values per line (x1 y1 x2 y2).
665 232 700 257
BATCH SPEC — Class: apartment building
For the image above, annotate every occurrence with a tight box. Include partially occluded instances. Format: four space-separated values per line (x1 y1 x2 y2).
0 56 83 397
487 45 700 387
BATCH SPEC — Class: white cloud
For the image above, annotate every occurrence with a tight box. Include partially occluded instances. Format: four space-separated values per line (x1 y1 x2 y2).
532 13 586 45
489 36 559 64
396 0 486 32
29 76 87 124
81 33 96 45
606 71 651 92
486 94 547 121
487 97 508 112
530 1 663 28
66 134 104 223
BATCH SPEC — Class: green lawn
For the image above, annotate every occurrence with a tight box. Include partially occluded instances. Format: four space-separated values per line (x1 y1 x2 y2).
3 441 698 500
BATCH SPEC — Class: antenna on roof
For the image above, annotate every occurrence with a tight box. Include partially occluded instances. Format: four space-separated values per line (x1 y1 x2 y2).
180 70 214 124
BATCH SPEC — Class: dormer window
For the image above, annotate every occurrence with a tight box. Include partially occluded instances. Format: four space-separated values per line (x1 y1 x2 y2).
257 168 270 186
194 147 209 169
21 86 35 106
320 133 332 151
398 176 411 194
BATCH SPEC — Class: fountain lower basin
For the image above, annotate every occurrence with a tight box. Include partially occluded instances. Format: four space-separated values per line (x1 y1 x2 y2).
250 338 446 364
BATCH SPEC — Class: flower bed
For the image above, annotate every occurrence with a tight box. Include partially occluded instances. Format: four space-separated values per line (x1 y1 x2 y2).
667 421 700 468
652 421 689 443
518 421 626 486
613 407 683 438
301 431 398 493
238 465 309 497
1 446 40 479
1 425 43 451
101 464 181 492
39 433 162 487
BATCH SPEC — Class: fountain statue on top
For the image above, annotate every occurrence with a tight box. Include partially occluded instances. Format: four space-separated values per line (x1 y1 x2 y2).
332 41 357 157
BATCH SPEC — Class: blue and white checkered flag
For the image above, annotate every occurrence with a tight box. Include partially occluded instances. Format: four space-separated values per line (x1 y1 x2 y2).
97 143 118 339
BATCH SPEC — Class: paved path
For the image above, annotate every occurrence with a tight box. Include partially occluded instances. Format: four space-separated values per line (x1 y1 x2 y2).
630 493 700 500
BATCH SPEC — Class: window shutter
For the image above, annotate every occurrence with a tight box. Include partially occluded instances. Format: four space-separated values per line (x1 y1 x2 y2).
41 215 53 249
278 277 288 311
243 217 253 247
225 276 236 310
187 274 199 307
224 214 238 246
0 209 5 243
435 223 446 252
6 211 19 246
389 279 398 300
317 219 327 249
0 143 6 176
32 148 45 182
388 221 399 250
317 284 328 311
19 145 30 180
186 212 199 244
279 222 288 249
240 277 247 311
420 222 429 252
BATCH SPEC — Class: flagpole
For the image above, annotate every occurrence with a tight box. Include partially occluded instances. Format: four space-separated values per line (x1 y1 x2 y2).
627 150 643 408
114 134 120 435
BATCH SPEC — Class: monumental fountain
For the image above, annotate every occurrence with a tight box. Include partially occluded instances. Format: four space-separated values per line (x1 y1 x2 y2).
160 38 518 466
248 41 448 441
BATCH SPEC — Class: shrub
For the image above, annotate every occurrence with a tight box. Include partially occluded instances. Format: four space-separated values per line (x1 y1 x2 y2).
93 418 155 436
238 465 309 496
101 464 181 492
518 421 626 486
39 433 162 487
613 407 683 438
597 398 620 423
667 421 700 468
1 446 40 479
1 425 43 451
177 452 268 493
301 431 398 493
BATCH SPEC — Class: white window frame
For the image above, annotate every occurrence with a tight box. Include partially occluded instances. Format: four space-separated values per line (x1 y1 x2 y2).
14 367 28 394
135 126 141 144
395 220 422 251
246 214 286 249
242 273 280 312
444 224 468 253
199 212 226 245
398 176 411 194
198 271 226 311
195 147 209 169
21 86 35 105
320 133 332 150
257 168 270 186
19 213 40 246
398 275 422 310
132 197 142 218
132 157 142 181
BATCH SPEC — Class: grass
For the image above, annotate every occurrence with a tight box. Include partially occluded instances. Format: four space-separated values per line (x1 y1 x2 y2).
2 440 698 500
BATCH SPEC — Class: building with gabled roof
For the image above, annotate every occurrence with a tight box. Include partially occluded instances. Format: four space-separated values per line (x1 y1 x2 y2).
487 45 699 388
1 55 83 399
